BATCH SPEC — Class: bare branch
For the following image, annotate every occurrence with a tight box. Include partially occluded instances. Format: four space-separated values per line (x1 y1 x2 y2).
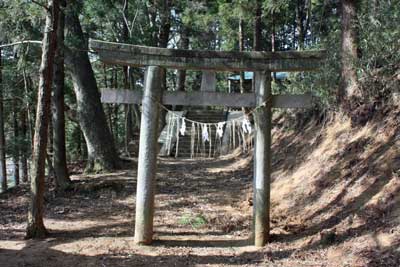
120 0 132 37
0 40 42 48
129 9 140 37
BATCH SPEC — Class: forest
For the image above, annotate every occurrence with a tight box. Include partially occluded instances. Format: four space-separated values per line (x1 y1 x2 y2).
0 0 399 266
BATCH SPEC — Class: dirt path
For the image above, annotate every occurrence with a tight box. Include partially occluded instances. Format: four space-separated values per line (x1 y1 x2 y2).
0 156 305 267
0 151 399 266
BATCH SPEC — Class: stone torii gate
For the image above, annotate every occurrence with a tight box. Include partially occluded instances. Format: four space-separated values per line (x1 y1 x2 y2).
90 40 325 247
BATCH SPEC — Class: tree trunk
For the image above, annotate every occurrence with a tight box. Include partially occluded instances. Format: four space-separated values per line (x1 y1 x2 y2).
75 125 83 159
113 104 119 144
103 64 114 138
239 18 246 94
271 10 277 81
26 0 60 239
296 0 306 50
296 0 312 50
155 0 171 132
113 69 119 144
22 68 31 183
13 98 20 185
123 67 134 153
175 27 189 110
0 47 7 192
176 27 189 92
128 67 141 129
293 14 297 49
271 11 276 52
296 0 307 50
157 0 171 49
20 109 28 183
47 114 53 178
121 1 135 147
252 0 262 93
23 70 35 149
339 0 361 105
253 0 262 52
65 7 119 172
52 0 71 192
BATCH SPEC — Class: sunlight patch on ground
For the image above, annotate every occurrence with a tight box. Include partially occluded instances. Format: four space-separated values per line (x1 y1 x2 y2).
0 240 26 250
51 237 136 256
206 155 252 173
45 218 131 233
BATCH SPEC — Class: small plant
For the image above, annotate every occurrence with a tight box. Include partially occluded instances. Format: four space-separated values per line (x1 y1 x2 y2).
178 213 208 229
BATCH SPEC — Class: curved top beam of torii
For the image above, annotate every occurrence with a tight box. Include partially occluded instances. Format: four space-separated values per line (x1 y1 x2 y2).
89 39 326 72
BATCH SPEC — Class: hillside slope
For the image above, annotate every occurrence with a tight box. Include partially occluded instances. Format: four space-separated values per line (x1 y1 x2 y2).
266 105 400 266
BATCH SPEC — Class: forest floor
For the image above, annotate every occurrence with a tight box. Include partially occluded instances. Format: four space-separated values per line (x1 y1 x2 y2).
1 107 400 267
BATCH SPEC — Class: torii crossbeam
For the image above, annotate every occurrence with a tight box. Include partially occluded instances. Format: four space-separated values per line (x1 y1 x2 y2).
90 39 326 247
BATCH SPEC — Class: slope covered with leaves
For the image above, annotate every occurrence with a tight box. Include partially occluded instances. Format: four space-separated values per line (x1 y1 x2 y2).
265 103 400 266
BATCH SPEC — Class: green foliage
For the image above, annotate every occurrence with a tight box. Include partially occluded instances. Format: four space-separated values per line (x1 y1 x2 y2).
359 1 400 71
178 213 208 229
280 41 341 108
0 0 43 43
264 0 290 14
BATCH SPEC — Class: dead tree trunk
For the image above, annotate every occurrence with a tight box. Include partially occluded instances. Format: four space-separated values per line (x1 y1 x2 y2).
65 7 120 172
0 47 6 191
339 0 361 106
52 0 71 191
26 0 60 239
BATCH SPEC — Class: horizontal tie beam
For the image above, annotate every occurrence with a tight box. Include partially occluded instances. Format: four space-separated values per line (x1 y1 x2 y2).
101 89 314 109
90 40 326 72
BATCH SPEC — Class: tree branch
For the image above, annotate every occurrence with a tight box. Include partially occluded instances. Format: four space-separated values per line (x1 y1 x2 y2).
31 0 50 12
0 40 42 48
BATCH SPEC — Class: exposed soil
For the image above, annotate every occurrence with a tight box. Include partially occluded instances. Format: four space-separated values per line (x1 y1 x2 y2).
1 108 399 267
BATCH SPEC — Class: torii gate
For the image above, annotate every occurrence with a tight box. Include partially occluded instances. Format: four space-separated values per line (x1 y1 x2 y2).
90 40 325 247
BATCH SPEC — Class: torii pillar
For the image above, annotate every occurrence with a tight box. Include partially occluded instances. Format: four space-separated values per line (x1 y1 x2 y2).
253 71 272 246
134 66 163 245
